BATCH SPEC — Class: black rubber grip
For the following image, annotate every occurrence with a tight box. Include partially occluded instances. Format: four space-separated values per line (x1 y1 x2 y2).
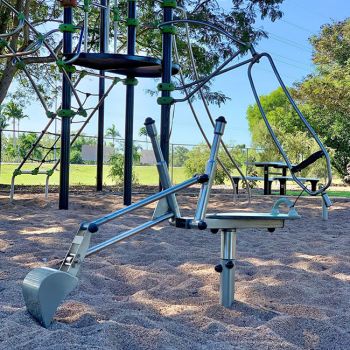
291 150 324 173
144 117 155 126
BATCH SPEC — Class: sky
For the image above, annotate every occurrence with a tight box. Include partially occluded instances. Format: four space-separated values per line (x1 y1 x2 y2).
15 0 350 148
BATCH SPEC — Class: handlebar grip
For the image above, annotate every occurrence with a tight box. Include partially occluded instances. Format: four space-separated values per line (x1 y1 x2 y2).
291 150 324 173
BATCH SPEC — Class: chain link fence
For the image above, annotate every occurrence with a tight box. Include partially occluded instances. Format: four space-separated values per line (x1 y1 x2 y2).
0 128 265 187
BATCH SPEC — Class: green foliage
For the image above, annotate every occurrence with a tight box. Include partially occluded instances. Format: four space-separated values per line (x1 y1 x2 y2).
71 135 97 153
184 143 245 184
70 150 84 164
17 133 42 159
108 152 138 185
246 86 330 179
172 146 189 167
106 124 121 148
295 19 350 177
0 105 9 130
0 1 285 106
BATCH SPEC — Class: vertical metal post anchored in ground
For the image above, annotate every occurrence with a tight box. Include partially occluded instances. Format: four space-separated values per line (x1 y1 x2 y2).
97 0 108 192
160 1 174 186
123 0 137 205
59 6 73 210
220 229 237 307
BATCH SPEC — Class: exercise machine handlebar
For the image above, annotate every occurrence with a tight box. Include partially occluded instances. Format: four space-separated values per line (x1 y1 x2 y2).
248 52 332 196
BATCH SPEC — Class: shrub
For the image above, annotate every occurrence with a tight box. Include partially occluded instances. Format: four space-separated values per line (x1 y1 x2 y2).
109 153 138 185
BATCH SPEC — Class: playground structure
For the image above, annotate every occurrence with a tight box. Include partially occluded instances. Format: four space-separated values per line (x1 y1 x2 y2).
0 0 334 328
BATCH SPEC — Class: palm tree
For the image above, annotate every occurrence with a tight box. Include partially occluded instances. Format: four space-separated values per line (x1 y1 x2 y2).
3 101 28 148
106 124 120 148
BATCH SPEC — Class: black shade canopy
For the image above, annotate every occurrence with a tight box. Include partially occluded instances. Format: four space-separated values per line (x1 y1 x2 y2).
65 53 180 78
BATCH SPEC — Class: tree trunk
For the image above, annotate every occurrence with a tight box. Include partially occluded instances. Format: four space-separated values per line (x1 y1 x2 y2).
13 117 16 148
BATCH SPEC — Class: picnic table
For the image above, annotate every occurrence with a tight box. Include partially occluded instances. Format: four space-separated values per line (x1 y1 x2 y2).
247 161 290 195
246 161 320 195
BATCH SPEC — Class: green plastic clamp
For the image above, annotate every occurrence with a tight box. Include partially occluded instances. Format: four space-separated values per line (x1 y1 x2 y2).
113 77 122 85
15 61 26 70
123 78 139 86
31 168 39 175
58 24 77 33
126 18 139 27
56 60 76 73
77 109 88 118
13 169 22 177
160 25 177 35
0 39 8 48
46 111 56 119
46 169 54 177
161 0 177 8
79 70 88 78
57 109 75 118
157 96 175 105
17 12 26 21
157 82 175 91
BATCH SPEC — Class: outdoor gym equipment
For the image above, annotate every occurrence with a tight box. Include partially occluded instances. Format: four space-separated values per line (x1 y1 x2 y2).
23 116 301 328
1 1 331 207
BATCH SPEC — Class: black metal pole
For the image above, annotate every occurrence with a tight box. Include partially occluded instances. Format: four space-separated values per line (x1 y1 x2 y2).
0 129 2 177
97 0 107 191
160 3 174 175
59 6 73 210
123 0 137 205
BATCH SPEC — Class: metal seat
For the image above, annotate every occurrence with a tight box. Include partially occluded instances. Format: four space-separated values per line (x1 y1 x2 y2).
65 53 180 78
205 211 299 230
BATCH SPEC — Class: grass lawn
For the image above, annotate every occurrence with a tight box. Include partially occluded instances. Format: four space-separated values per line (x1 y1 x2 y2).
0 163 188 186
281 190 350 198
1 163 349 198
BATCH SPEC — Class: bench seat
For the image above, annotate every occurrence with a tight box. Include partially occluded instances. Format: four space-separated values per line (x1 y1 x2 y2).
231 176 271 194
272 176 320 194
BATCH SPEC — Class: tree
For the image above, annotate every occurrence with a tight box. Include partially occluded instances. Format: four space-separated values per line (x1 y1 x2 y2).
0 105 9 170
0 1 285 108
246 87 327 178
295 19 350 177
17 132 42 159
172 146 189 167
106 124 120 148
139 126 148 147
3 100 28 148
184 143 241 184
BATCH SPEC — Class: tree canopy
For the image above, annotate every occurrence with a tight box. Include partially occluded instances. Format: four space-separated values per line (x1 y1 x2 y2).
0 0 285 108
247 18 350 178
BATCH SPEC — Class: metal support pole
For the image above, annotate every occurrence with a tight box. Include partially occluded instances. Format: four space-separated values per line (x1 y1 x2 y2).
123 0 137 205
97 0 108 191
59 6 73 210
220 229 237 308
322 196 329 221
160 3 174 182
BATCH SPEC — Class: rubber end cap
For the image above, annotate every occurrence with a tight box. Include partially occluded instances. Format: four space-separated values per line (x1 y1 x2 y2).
144 117 155 126
216 116 227 124
197 221 207 230
215 264 223 273
225 261 234 269
88 223 99 233
198 174 209 184
268 228 275 233
79 222 88 230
